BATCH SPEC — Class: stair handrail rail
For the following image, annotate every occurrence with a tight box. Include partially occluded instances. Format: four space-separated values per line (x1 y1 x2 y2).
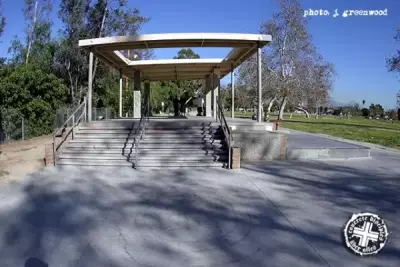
52 97 87 165
133 99 150 168
216 99 233 169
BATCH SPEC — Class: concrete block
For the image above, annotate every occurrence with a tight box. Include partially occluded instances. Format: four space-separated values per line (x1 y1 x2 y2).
231 147 241 169
232 130 286 161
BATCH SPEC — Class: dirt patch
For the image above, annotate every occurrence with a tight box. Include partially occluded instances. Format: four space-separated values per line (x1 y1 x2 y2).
0 135 52 186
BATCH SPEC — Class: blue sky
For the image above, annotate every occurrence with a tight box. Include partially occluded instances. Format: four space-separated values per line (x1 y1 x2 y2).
0 0 399 108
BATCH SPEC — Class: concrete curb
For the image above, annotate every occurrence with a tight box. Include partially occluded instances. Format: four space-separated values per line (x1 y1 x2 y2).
286 147 371 160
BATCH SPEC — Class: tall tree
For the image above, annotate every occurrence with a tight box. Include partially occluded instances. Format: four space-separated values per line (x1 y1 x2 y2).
24 0 52 65
172 48 202 102
387 28 400 107
0 0 5 39
55 0 151 104
260 0 318 120
55 0 91 104
8 0 53 69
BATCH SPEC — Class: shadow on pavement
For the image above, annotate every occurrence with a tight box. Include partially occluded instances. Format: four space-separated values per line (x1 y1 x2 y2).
0 159 397 266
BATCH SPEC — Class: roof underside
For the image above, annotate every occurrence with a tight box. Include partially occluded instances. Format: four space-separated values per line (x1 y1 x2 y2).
79 33 272 81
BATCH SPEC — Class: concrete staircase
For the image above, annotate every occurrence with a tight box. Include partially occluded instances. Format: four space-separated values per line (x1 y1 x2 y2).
56 119 229 168
57 120 137 166
137 120 228 168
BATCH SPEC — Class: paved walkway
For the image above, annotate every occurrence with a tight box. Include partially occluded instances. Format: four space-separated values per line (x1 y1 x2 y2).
0 149 399 266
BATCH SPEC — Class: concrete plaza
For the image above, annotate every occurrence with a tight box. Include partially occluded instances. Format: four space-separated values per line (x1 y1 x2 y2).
0 147 399 266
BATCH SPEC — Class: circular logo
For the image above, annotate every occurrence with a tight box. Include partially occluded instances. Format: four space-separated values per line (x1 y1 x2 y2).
343 212 389 256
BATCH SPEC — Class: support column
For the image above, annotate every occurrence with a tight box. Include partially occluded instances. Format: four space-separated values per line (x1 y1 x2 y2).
133 70 141 118
204 76 212 117
257 43 262 122
211 76 215 119
213 69 220 121
88 51 93 122
144 81 150 117
119 70 123 118
231 65 235 118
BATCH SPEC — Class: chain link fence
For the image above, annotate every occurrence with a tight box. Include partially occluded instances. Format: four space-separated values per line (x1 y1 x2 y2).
1 105 117 144
0 108 29 144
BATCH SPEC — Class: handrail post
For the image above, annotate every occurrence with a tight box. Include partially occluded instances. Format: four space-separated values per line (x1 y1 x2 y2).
72 113 75 140
84 97 87 123
228 139 231 169
52 135 56 166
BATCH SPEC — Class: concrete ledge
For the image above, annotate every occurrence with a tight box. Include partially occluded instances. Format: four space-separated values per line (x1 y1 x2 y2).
232 130 286 160
226 117 275 131
287 147 371 160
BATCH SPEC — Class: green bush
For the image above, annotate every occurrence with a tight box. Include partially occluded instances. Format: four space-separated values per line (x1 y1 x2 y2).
0 66 68 138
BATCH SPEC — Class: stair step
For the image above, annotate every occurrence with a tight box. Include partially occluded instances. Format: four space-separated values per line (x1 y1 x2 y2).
70 139 135 144
67 143 134 149
138 155 228 161
64 147 226 153
145 127 219 131
136 160 225 168
138 149 227 154
66 143 223 149
140 140 222 144
79 126 132 130
63 149 129 154
137 143 224 149
74 134 134 139
144 133 221 137
57 159 133 166
58 154 129 160
77 129 132 134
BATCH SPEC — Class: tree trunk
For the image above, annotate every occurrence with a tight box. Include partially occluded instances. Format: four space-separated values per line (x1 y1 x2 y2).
264 97 276 121
278 96 287 120
91 6 108 84
26 1 38 66
295 106 310 118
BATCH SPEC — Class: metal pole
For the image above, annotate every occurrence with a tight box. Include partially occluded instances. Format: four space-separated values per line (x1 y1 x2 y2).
88 51 94 122
119 70 123 118
21 117 24 140
257 43 262 123
231 65 235 118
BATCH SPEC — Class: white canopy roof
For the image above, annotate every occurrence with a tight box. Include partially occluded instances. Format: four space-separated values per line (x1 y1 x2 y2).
79 33 272 81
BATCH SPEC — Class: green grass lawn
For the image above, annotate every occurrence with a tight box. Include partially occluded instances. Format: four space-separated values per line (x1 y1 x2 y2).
224 111 400 149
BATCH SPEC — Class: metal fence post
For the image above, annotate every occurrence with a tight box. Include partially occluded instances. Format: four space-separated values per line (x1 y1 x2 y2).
22 117 25 140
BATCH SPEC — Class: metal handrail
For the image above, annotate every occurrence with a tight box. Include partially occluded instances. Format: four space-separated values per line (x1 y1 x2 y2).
52 97 87 165
133 99 150 169
216 99 233 169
